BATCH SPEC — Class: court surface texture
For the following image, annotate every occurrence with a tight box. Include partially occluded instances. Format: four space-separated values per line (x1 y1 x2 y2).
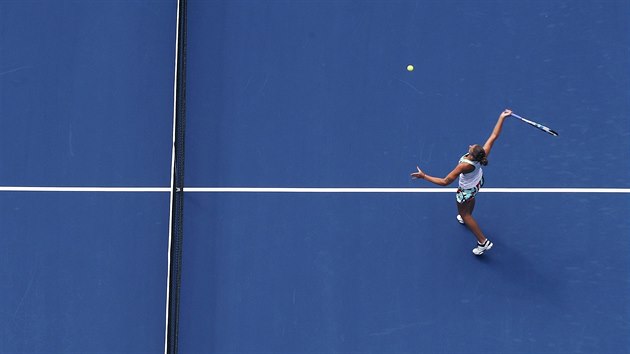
1 1 628 353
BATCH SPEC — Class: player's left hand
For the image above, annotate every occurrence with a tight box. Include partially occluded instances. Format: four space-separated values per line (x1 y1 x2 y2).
411 166 425 179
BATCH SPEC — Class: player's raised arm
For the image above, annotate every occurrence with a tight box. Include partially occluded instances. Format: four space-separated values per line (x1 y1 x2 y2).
483 109 512 158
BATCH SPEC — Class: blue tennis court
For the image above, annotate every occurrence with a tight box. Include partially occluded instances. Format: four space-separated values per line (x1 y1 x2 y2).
178 192 629 353
1 0 629 353
1 1 175 352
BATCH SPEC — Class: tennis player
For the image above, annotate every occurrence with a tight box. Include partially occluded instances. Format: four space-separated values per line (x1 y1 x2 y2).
411 109 512 255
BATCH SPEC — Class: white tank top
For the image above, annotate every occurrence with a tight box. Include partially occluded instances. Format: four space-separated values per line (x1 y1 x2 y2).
458 154 483 189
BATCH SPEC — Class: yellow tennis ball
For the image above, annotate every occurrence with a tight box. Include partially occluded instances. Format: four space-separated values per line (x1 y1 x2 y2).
407 64 414 72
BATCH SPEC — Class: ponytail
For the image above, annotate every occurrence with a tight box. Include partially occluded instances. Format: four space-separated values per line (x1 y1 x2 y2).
471 145 488 166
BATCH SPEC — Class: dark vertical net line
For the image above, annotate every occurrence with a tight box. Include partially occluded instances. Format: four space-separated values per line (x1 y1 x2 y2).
167 0 187 353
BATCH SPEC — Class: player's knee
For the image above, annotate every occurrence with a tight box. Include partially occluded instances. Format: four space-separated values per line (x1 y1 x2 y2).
457 205 472 217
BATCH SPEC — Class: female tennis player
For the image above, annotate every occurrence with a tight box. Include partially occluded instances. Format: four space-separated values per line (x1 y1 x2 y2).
411 109 512 255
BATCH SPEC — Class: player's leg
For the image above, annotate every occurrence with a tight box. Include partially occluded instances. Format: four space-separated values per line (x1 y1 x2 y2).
457 199 486 243
457 196 476 224
457 198 493 255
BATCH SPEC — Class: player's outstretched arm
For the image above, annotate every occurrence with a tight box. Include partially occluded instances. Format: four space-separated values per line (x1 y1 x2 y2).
483 109 512 157
411 164 472 186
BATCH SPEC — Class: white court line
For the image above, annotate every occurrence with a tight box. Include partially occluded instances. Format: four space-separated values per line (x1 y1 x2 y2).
0 186 170 192
1 187 628 193
183 187 630 193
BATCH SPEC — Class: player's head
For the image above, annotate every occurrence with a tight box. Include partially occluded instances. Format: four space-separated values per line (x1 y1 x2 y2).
469 144 488 166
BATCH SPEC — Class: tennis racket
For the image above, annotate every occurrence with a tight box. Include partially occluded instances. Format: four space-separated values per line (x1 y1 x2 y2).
510 113 558 137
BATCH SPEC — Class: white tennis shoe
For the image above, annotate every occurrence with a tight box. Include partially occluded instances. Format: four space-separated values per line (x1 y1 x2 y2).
456 215 465 224
472 240 493 256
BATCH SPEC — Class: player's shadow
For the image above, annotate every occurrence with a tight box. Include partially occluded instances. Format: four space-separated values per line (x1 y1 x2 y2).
474 241 564 306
